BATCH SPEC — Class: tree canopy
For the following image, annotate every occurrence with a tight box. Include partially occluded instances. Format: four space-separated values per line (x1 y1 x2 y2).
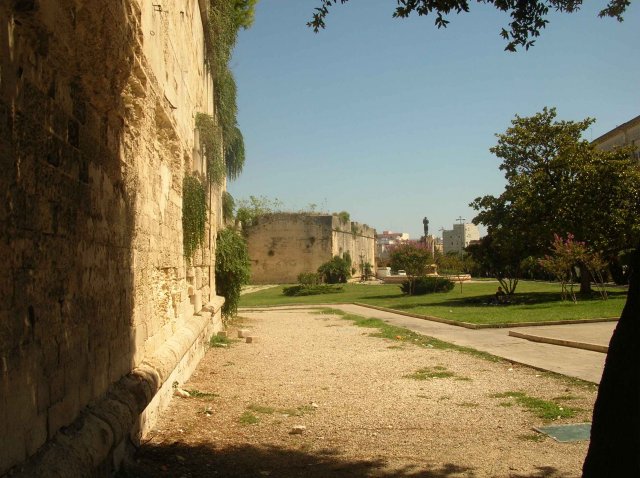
471 107 640 262
309 0 629 51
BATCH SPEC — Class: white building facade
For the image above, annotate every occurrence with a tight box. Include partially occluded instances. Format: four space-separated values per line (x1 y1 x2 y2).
442 223 480 254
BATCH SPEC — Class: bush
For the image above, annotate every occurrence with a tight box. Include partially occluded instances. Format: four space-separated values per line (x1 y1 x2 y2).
400 276 454 295
282 284 344 296
318 255 352 284
297 272 321 286
215 228 251 317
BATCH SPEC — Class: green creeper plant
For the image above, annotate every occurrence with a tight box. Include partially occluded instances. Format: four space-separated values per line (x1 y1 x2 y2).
222 191 235 223
182 174 208 261
215 227 251 317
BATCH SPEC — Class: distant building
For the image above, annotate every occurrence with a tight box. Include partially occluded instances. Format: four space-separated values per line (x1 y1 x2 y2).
442 223 480 254
592 114 640 163
376 230 410 261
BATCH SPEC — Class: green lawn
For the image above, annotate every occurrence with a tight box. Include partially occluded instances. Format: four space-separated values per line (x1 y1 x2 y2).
239 280 626 326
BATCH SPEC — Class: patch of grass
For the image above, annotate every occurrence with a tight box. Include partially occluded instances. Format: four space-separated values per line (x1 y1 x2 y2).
490 391 577 420
247 404 316 417
247 404 275 414
280 405 316 417
405 366 456 380
210 334 233 348
552 394 581 401
223 361 235 367
499 402 514 407
240 281 625 326
518 433 545 442
185 389 219 399
239 411 259 425
282 284 344 296
319 308 502 363
458 402 479 408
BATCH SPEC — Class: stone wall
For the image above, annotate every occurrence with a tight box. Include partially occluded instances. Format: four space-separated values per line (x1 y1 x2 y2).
245 214 376 284
0 0 224 475
331 217 376 277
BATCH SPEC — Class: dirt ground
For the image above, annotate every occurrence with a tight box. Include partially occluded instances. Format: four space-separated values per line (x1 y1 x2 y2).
123 307 597 478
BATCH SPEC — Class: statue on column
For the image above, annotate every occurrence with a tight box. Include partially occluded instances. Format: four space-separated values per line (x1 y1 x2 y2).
422 217 429 237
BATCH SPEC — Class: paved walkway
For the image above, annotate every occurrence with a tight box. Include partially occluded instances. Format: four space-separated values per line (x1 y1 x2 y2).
241 304 616 384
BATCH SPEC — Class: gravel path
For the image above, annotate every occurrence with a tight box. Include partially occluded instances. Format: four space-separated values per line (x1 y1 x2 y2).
126 307 597 477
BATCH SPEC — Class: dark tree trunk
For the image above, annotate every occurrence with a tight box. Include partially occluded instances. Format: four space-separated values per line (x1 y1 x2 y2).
582 246 640 477
579 263 592 295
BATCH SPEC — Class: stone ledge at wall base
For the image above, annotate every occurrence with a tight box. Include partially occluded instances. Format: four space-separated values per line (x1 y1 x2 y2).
7 296 225 478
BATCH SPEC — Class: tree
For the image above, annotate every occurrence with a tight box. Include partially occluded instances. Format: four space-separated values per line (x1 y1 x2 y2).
309 1 629 51
318 254 352 284
466 234 525 295
235 195 283 229
538 233 608 302
471 108 640 295
215 228 251 318
582 246 640 476
389 242 433 295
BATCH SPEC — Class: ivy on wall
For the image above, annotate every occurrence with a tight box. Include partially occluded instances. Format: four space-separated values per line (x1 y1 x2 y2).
222 191 235 223
182 174 208 260
195 112 225 185
183 1 255 261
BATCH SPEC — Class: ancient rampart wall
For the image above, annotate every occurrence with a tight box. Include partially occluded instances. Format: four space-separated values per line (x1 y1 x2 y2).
331 218 376 276
246 214 334 284
0 1 223 475
245 214 376 284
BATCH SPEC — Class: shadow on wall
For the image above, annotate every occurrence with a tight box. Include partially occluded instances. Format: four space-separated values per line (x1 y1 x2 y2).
0 1 140 473
123 442 485 478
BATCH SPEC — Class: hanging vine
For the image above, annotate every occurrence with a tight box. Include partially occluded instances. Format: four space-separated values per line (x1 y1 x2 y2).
222 191 235 223
182 174 208 261
224 125 245 180
183 1 254 261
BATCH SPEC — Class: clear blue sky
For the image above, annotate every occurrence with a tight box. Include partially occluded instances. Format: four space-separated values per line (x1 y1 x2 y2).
228 1 639 239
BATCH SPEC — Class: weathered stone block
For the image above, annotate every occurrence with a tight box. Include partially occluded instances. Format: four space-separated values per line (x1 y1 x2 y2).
25 413 47 456
47 392 79 438
49 369 65 404
237 329 250 338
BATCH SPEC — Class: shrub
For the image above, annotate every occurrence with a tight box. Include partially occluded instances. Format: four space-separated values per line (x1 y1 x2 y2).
318 255 352 284
215 228 251 317
400 276 454 295
297 272 321 286
282 284 344 296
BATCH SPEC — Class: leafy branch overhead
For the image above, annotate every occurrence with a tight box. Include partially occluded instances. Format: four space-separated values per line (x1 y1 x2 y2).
308 0 629 51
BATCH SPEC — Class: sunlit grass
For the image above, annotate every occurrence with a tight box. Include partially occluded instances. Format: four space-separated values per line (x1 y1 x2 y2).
240 281 625 325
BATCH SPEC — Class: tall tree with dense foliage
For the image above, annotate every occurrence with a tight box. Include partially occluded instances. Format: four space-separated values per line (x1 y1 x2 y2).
471 107 640 294
309 1 629 51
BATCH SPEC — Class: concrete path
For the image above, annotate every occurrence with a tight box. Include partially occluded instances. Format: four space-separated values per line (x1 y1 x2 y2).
241 304 616 384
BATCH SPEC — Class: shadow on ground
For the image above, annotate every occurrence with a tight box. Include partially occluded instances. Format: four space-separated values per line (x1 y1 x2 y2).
120 442 487 477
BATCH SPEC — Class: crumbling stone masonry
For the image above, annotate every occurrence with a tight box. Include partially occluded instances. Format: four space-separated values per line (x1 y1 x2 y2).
0 1 225 475
245 213 376 284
